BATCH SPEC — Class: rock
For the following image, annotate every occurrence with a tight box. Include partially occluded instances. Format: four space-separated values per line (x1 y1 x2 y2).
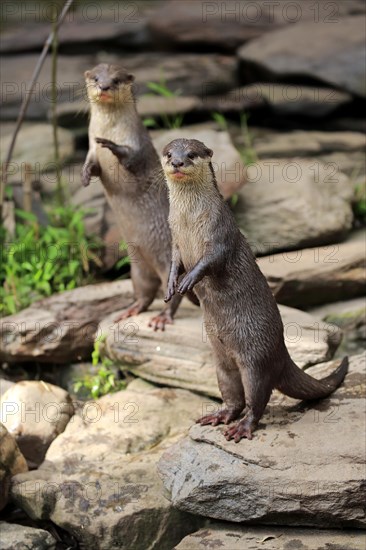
176 524 366 549
0 9 148 54
234 158 354 253
310 297 366 358
202 84 353 118
0 124 74 182
252 130 366 158
238 15 366 98
0 423 28 511
0 381 74 468
99 52 238 97
153 125 245 199
0 280 134 364
0 522 56 550
101 300 341 399
10 385 213 549
258 230 366 307
158 352 366 528
317 150 366 179
0 54 94 120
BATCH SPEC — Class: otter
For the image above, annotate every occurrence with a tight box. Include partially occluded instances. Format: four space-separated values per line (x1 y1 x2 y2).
82 63 193 330
162 138 348 442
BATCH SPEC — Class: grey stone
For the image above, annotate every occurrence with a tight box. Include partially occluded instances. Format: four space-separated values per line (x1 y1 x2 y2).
10 385 214 549
175 524 366 550
0 423 28 511
0 381 74 468
258 230 366 307
0 521 56 550
0 124 74 182
0 280 134 364
158 352 366 528
101 300 341 399
238 15 366 98
234 158 354 254
252 130 366 158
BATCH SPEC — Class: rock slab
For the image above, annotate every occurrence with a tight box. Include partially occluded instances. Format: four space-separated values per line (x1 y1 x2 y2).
175 524 366 549
158 353 366 528
10 383 215 550
101 302 341 399
0 521 56 550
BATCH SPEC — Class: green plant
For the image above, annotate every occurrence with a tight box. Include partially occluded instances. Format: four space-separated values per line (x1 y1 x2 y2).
73 336 126 399
212 112 228 132
239 112 257 165
0 205 102 316
143 76 184 130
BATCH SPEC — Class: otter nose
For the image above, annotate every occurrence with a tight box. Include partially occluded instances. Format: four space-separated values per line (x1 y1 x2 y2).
172 160 184 168
100 84 111 92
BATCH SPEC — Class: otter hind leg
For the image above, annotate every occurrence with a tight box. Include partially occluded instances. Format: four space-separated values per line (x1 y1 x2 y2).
197 344 246 426
114 260 161 323
224 364 272 442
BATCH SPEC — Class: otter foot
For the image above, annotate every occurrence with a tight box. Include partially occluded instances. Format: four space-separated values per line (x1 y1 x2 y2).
196 408 241 427
224 417 254 442
113 302 146 323
148 311 174 331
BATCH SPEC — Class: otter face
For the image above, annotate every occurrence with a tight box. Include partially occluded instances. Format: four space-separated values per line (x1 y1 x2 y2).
84 63 134 105
162 139 213 183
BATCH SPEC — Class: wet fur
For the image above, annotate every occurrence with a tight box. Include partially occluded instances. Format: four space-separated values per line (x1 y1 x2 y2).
163 138 348 441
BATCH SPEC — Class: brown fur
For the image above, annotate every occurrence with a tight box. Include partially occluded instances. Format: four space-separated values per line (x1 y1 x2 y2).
163 138 348 441
82 64 190 329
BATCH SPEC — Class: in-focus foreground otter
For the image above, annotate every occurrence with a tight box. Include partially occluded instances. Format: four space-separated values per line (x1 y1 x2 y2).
82 63 195 330
163 138 348 442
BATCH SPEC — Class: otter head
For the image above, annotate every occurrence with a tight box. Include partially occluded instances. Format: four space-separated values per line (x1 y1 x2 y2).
162 139 213 186
84 63 135 106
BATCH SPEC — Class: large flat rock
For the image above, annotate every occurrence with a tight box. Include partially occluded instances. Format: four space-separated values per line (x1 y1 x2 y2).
158 352 366 528
101 302 341 399
176 524 366 550
0 280 134 364
238 15 366 98
10 383 215 550
258 230 366 307
234 158 354 254
0 521 56 550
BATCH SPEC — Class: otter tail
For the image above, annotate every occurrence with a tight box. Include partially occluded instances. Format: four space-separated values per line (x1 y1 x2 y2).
276 356 348 401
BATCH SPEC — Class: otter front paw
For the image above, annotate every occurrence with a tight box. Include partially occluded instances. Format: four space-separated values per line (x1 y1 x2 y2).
177 272 197 295
95 137 128 160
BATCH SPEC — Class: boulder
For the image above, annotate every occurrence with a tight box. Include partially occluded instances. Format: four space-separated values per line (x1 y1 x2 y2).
100 301 341 399
158 352 366 528
252 130 366 158
176 524 366 549
310 297 366 357
153 125 246 199
0 280 134 364
238 15 366 98
0 381 74 468
258 230 366 307
0 124 74 183
10 383 214 549
0 522 56 550
0 423 28 511
234 158 354 254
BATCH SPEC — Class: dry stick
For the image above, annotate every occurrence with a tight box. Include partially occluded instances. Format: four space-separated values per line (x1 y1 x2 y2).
0 0 74 222
51 3 63 206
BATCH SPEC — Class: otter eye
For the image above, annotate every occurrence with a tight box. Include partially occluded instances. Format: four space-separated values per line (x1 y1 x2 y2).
166 152 172 159
187 152 196 160
112 78 120 85
93 76 99 83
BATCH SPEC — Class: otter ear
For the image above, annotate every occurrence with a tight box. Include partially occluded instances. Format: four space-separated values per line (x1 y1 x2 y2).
127 74 135 83
84 70 91 79
206 148 213 158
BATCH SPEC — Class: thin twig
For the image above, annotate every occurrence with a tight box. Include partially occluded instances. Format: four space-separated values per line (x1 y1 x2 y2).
0 0 74 221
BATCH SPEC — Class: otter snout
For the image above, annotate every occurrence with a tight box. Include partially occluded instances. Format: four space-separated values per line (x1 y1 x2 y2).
162 138 213 183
